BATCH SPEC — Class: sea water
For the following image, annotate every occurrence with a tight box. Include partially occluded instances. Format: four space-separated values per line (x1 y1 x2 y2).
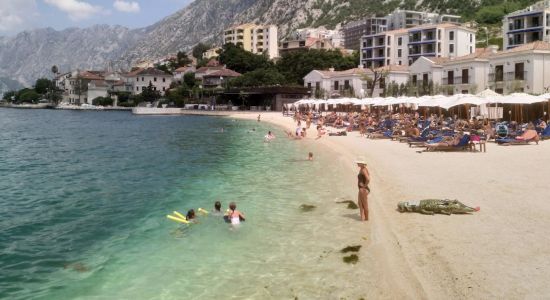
0 109 366 299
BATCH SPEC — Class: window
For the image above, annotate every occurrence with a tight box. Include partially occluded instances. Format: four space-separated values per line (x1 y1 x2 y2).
449 31 455 41
398 61 402 65
412 75 417 85
136 87 139 91
448 71 454 85
163 87 166 91
438 29 441 40
398 49 402 57
462 69 469 84
387 36 391 45
449 44 454 53
307 82 312 89
398 37 402 46
141 77 144 81
515 62 525 80
163 78 166 83
379 77 385 89
142 86 145 91
334 81 339 91
438 42 441 53
316 82 320 90
470 34 472 43
495 65 504 82
387 48 390 56
344 80 350 89
154 77 157 82
470 46 473 54
363 42 367 48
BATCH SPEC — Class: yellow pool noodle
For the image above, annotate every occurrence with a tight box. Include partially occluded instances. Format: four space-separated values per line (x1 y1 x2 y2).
173 211 186 220
198 208 208 214
167 215 189 224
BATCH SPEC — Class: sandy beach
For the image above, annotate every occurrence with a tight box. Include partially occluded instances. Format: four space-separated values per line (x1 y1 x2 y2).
232 112 550 299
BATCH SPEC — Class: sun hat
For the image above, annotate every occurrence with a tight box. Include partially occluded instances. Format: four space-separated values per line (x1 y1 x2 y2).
355 157 367 165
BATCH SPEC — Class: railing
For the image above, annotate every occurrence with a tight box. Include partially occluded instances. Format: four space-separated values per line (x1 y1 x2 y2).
505 71 527 81
488 73 504 82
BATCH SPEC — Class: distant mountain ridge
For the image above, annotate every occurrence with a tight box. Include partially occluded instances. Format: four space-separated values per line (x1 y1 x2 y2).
0 0 542 94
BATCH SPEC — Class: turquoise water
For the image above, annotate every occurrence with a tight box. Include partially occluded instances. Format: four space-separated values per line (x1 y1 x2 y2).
0 109 364 299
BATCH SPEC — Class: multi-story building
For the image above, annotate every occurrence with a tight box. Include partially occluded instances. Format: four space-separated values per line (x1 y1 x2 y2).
289 27 344 48
360 23 476 68
57 70 104 104
342 17 388 50
408 42 550 95
202 47 221 60
202 69 241 88
503 0 550 49
126 68 173 96
386 10 461 30
223 23 278 59
279 38 336 55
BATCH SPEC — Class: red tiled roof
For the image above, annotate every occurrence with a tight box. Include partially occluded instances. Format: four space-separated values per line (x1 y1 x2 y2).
196 66 224 73
316 68 370 77
77 71 103 80
497 41 550 55
375 64 409 72
175 66 192 72
204 69 241 77
206 59 220 67
128 67 171 77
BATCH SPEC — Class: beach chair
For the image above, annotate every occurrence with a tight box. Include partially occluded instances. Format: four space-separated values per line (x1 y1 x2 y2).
425 135 471 152
496 129 540 145
541 126 550 140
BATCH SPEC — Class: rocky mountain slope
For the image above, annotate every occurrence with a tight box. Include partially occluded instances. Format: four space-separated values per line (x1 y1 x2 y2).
0 0 540 94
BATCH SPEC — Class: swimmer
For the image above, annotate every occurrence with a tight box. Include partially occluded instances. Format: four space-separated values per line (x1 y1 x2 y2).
212 201 223 216
186 209 197 223
308 152 313 161
264 131 275 142
226 202 245 225
257 114 261 122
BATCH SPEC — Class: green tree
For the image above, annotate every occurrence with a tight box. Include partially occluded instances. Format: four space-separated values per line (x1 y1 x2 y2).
276 49 358 85
230 68 286 87
183 72 196 88
92 96 113 106
140 82 161 102
34 78 52 94
3 91 16 101
218 43 274 74
17 89 40 103
192 43 211 60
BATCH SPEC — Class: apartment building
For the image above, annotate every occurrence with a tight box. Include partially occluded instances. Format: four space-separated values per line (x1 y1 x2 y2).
386 10 461 30
342 17 388 50
408 42 550 95
223 23 279 59
360 23 476 68
279 38 336 55
503 0 550 49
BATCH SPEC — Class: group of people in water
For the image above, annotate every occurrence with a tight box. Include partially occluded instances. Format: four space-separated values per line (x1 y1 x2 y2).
184 201 245 225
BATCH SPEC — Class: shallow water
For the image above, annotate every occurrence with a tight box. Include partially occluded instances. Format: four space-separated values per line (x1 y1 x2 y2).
0 109 365 299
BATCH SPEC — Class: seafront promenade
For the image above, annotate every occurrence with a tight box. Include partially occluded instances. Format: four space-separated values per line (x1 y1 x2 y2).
228 111 550 299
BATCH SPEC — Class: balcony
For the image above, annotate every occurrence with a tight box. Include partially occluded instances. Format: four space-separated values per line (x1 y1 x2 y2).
442 76 472 85
506 71 527 81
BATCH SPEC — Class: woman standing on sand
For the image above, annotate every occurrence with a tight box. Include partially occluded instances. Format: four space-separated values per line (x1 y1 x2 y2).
356 158 370 221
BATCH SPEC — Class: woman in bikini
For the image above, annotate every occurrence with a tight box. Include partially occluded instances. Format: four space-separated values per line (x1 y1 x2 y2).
356 158 371 221
227 202 245 225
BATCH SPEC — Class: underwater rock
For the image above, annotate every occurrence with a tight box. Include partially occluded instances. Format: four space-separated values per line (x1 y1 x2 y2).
336 200 358 209
342 254 359 264
340 245 362 253
63 262 90 273
299 204 316 212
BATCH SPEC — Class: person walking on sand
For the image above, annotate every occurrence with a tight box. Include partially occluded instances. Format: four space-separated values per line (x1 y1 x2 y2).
257 114 261 122
356 157 371 221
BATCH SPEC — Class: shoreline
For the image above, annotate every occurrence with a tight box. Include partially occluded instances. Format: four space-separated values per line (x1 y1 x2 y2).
229 111 550 299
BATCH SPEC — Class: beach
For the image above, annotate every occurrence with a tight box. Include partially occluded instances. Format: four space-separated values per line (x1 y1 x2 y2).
234 112 550 299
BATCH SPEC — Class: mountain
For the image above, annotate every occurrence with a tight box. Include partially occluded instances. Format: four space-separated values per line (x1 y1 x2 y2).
0 0 541 95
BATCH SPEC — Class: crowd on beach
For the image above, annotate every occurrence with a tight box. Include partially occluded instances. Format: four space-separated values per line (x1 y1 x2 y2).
286 109 549 149
281 108 550 222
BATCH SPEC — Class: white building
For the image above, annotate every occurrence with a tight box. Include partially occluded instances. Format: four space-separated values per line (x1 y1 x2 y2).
407 42 550 95
126 68 173 96
223 23 279 59
173 66 196 83
360 23 476 68
371 64 410 97
503 0 550 49
303 67 371 98
87 80 109 103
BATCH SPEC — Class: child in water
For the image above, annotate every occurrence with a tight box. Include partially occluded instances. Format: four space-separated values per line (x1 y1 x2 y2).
186 209 197 223
226 202 245 225
308 152 313 161
212 201 223 216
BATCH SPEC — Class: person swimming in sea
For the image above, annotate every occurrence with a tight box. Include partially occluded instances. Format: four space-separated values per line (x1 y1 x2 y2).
264 131 275 142
308 152 313 161
212 201 223 216
186 209 197 223
225 202 245 225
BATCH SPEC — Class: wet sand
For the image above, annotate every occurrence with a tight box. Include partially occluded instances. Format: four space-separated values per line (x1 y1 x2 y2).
232 112 550 299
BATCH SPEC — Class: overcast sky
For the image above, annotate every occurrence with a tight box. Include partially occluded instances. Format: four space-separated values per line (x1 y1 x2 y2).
0 0 193 36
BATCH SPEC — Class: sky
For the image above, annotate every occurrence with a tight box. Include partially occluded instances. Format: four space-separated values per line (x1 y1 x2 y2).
0 0 193 36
